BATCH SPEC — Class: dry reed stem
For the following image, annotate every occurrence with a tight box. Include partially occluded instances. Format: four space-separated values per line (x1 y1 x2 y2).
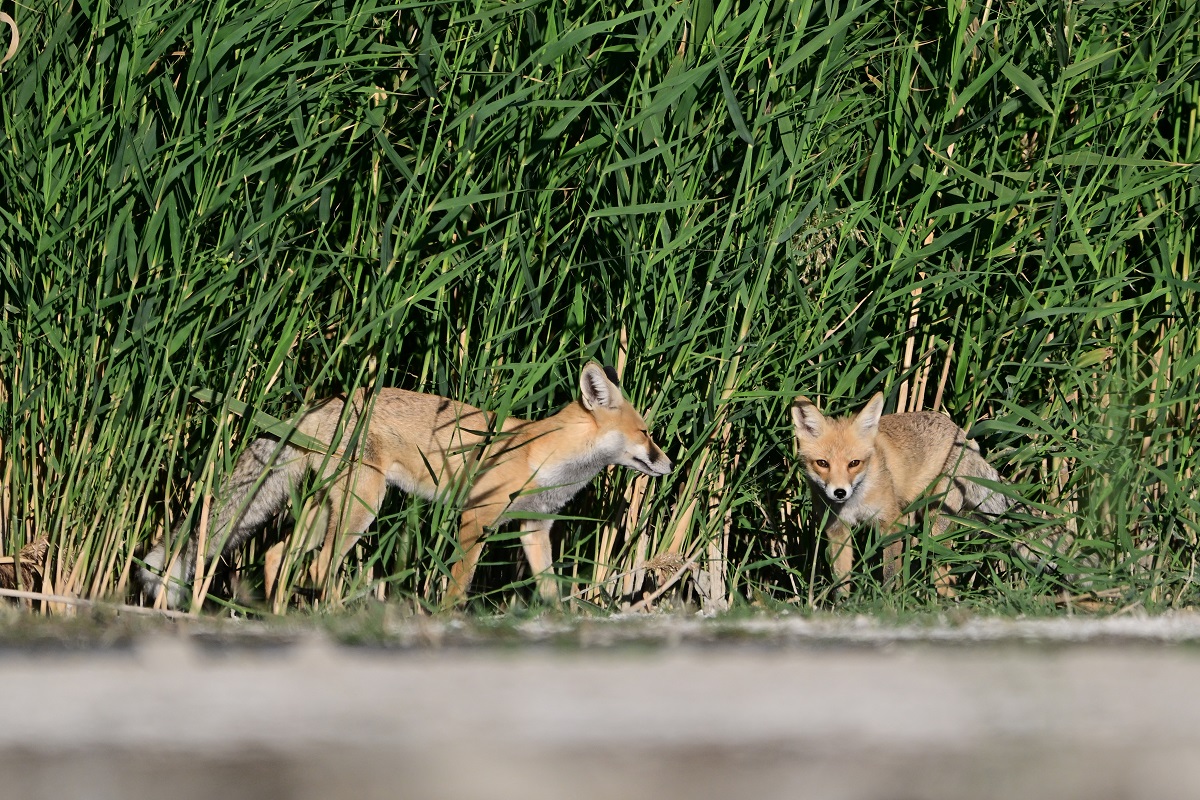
932 339 954 412
191 390 278 611
0 363 7 541
821 292 873 341
0 12 17 67
711 419 745 609
701 422 732 612
587 512 620 600
665 441 712 556
58 535 89 606
0 587 194 618
897 281 923 413
619 476 649 598
0 432 9 542
913 334 933 412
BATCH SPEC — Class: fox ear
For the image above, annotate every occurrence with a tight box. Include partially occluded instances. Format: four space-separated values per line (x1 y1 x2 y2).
791 397 825 439
580 362 621 410
855 393 885 434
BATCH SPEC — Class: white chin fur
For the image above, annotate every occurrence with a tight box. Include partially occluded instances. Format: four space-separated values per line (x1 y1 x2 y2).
625 456 671 477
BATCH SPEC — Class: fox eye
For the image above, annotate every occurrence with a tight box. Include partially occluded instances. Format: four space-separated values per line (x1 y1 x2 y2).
848 459 861 468
815 459 830 469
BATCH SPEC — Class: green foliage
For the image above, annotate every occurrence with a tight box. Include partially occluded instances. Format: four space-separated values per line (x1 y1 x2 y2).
2 0 1197 613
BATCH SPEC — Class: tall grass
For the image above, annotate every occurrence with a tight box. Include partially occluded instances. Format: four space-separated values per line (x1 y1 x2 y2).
2 0 1197 614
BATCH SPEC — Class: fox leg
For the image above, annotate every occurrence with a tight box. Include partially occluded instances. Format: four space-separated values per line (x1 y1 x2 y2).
265 495 329 613
309 466 387 601
444 506 501 607
263 541 286 607
926 476 961 598
881 515 910 588
518 518 558 602
265 465 386 613
929 513 959 599
825 519 854 597
882 539 904 586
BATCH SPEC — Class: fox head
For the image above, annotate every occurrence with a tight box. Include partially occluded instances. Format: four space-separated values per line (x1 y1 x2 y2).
579 362 672 477
791 393 885 505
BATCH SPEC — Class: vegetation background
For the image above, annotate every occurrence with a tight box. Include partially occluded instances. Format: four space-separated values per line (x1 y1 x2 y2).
2 0 1197 614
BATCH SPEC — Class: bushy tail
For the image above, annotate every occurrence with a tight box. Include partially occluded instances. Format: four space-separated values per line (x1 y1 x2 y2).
950 444 1093 581
137 437 307 609
945 444 1060 569
949 443 1012 518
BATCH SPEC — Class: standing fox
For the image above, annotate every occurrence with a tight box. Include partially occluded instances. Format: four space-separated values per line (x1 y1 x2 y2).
138 363 672 610
791 393 1010 597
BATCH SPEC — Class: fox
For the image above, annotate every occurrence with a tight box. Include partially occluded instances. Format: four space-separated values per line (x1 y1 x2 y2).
791 392 1011 597
138 362 673 610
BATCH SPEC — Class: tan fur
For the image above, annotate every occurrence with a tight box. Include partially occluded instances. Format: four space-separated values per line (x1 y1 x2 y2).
791 393 1010 598
139 363 672 610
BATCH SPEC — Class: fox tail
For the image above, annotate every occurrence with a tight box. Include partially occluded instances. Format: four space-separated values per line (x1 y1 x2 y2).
947 443 1012 518
137 437 306 609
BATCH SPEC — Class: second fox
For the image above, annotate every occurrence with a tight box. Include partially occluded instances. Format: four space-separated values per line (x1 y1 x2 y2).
791 392 1010 596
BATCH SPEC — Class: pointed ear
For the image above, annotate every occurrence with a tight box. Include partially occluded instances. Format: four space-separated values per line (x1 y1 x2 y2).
580 362 620 410
855 393 885 434
791 397 825 439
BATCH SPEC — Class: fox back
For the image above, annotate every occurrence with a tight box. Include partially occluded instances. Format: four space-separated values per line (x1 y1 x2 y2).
337 362 671 517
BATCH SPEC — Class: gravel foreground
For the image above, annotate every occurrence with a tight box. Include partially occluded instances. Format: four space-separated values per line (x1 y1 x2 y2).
5 612 1200 800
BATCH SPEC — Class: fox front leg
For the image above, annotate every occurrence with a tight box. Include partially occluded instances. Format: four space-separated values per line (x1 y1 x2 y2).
518 518 558 603
825 519 855 597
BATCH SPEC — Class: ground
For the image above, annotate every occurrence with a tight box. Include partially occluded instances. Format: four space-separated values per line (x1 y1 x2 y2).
3 611 1200 799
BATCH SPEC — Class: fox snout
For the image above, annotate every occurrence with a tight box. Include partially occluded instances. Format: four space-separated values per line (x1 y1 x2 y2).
805 462 866 505
805 469 856 504
650 449 672 476
632 442 672 477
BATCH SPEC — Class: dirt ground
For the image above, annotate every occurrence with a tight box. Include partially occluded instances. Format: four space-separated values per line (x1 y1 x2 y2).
4 612 1200 800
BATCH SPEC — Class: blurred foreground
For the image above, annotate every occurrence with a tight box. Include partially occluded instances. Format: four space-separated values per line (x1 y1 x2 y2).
4 614 1200 800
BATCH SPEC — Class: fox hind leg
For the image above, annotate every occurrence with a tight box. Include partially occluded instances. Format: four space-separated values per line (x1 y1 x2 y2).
311 466 387 602
138 437 304 610
444 505 506 607
926 476 963 598
265 492 330 613
265 465 387 613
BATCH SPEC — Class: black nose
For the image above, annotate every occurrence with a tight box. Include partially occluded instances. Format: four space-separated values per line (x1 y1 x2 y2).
833 488 847 501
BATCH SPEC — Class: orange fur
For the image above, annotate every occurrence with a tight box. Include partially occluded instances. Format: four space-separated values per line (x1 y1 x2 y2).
792 393 1009 597
140 363 672 609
